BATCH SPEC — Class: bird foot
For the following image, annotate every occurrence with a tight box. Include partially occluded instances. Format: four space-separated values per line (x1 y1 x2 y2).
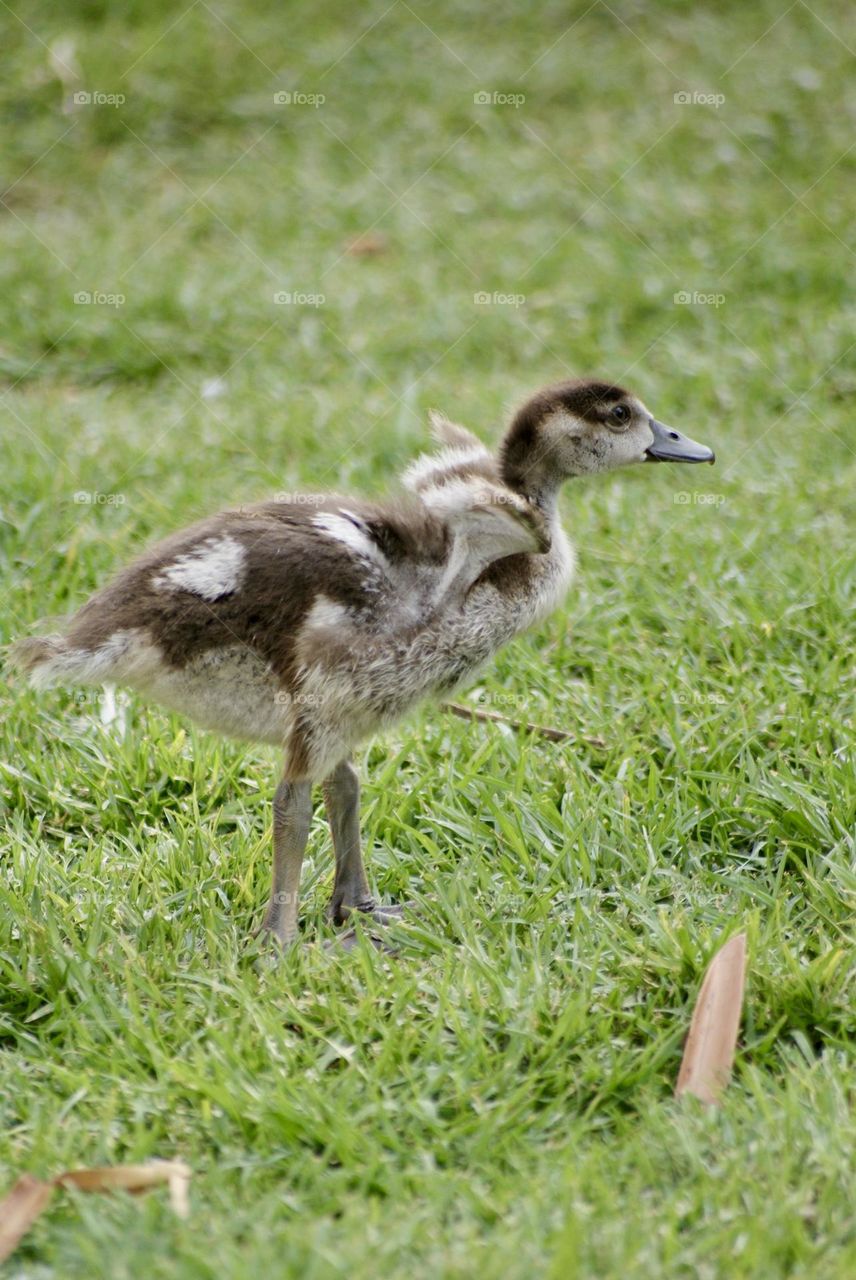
329 898 413 928
324 898 413 953
246 920 298 968
329 928 398 954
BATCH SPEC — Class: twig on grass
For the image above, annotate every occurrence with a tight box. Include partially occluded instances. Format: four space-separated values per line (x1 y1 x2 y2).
443 700 607 748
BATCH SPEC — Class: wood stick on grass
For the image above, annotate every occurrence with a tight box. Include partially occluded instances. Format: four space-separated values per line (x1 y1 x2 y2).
443 700 606 748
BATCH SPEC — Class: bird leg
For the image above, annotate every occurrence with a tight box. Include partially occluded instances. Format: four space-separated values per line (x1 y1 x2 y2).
322 759 406 928
258 774 313 946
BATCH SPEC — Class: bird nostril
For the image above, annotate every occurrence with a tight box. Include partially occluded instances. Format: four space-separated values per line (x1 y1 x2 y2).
669 431 679 440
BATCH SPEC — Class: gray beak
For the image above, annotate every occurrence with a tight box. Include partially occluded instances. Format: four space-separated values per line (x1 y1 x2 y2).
645 419 715 464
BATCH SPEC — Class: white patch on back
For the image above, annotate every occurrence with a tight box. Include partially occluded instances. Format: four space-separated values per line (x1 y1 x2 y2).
313 511 387 568
303 594 351 633
153 535 245 601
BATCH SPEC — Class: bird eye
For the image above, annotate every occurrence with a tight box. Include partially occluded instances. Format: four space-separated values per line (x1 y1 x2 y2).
610 404 630 425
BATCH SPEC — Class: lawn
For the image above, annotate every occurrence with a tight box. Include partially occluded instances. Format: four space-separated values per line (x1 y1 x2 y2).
1 0 854 1275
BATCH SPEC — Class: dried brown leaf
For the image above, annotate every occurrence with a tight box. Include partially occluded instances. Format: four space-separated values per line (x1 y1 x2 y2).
56 1159 191 1198
676 932 747 1105
0 1174 55 1263
0 1161 192 1263
168 1166 192 1219
343 232 389 256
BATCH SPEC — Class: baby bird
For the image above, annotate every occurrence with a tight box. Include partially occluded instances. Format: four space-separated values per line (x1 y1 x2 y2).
13 379 714 947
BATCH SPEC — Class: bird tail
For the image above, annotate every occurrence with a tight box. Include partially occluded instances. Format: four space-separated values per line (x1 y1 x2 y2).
8 635 71 688
9 624 157 690
8 633 113 690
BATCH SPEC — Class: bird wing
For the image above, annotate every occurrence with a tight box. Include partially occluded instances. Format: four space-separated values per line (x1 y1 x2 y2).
400 410 548 604
417 476 549 606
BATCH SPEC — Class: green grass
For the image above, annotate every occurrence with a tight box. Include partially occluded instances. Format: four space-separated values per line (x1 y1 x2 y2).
1 0 855 1275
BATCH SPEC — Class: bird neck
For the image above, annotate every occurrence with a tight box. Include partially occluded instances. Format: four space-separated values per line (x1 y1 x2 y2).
499 458 563 516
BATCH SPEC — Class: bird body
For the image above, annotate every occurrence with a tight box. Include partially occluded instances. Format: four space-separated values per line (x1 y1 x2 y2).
14 379 714 946
18 430 571 781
